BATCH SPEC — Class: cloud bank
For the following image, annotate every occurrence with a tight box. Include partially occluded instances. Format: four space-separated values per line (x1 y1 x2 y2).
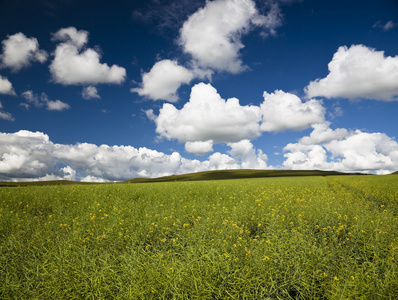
283 123 398 174
0 130 268 182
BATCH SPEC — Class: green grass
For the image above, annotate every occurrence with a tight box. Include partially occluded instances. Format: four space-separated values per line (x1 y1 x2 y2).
124 169 363 183
1 175 397 299
0 169 363 187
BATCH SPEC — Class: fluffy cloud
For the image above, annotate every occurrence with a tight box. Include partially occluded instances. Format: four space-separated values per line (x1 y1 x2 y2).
179 0 267 73
283 124 398 174
82 86 100 99
149 83 326 153
228 139 268 169
21 90 70 111
50 27 126 85
150 83 262 146
0 75 15 95
0 102 14 121
185 140 214 156
0 130 266 182
0 33 47 72
52 27 89 49
133 0 284 102
260 90 325 132
305 44 398 101
132 59 194 102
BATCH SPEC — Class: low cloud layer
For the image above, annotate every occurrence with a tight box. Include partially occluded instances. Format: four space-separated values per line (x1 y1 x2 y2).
0 33 47 72
283 123 398 174
305 44 398 101
50 27 126 85
0 130 268 182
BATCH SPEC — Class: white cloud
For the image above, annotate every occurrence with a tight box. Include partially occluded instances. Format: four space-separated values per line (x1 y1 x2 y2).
133 0 285 102
283 124 398 174
132 59 194 102
50 27 126 85
373 20 397 31
305 44 398 101
179 0 269 73
256 3 283 37
46 99 70 111
0 130 267 182
185 140 214 155
149 83 328 154
0 102 14 121
82 86 100 99
0 33 47 72
0 75 16 95
51 27 89 49
21 90 70 111
298 122 348 145
260 90 325 132
228 139 268 169
151 83 262 146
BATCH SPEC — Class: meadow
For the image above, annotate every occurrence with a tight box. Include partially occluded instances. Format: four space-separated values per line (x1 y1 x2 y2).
0 174 397 299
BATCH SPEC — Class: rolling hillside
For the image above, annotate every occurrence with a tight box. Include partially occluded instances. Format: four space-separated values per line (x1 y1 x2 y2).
0 169 365 187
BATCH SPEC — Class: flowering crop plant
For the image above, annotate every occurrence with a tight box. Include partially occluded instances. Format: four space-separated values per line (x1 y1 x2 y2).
0 174 397 299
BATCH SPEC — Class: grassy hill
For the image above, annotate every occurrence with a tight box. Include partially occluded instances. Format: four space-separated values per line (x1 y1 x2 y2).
124 169 363 183
0 169 364 187
0 180 98 187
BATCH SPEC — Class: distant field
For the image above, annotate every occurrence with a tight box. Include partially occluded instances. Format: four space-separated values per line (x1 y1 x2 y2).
0 169 364 186
1 175 397 299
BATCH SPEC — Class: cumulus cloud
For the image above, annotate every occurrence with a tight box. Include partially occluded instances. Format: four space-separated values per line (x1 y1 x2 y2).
185 140 214 155
0 130 267 182
305 44 398 101
0 75 15 95
149 83 327 154
21 90 70 111
0 102 14 121
179 0 268 73
228 139 268 169
260 90 325 132
283 124 398 174
82 86 100 99
0 33 47 72
150 83 262 146
50 27 126 85
51 27 89 49
132 59 194 102
133 0 285 101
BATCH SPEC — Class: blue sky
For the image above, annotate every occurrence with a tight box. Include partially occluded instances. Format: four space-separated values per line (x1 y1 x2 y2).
1 0 398 182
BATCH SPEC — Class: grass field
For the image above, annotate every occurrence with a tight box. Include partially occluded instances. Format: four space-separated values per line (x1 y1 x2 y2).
1 174 397 299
